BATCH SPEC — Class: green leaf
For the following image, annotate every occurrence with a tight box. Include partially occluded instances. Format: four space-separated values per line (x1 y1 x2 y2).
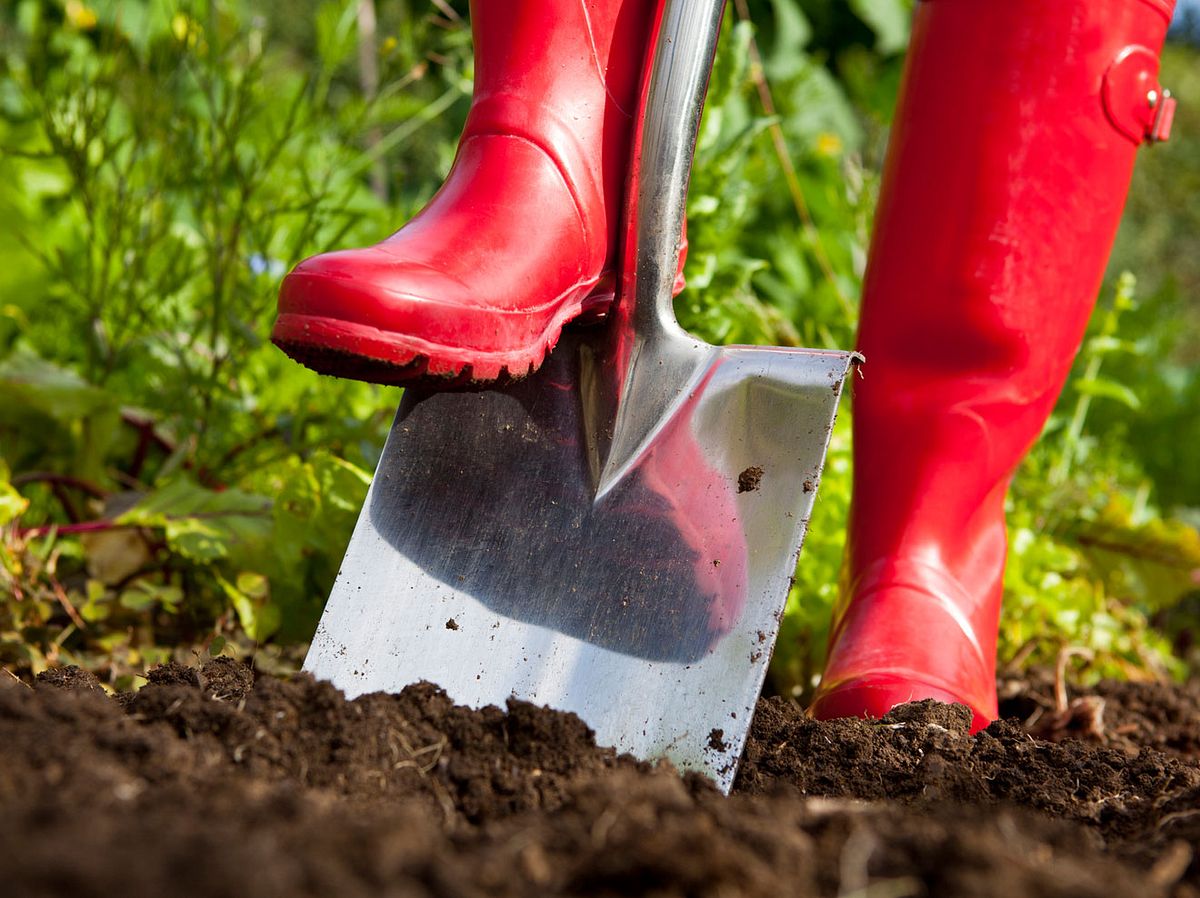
764 0 813 80
119 480 270 527
1085 335 1143 357
219 571 281 643
849 0 912 56
0 347 118 424
118 479 272 562
314 0 359 70
235 571 269 600
0 460 29 526
80 580 112 623
1074 377 1142 411
118 581 183 613
163 517 234 562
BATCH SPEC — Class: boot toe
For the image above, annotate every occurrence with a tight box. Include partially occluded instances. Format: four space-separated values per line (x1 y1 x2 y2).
272 134 608 384
280 247 466 327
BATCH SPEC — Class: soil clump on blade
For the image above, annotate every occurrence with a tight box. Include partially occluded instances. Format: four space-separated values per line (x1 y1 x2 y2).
2 659 1198 897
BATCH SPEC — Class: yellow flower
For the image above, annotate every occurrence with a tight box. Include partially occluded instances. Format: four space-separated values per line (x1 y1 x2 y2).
65 0 98 31
172 12 200 47
815 132 843 158
381 36 398 55
1 304 28 326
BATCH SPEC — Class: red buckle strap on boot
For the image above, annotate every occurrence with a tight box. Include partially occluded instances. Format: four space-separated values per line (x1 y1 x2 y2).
273 0 683 387
809 0 1177 731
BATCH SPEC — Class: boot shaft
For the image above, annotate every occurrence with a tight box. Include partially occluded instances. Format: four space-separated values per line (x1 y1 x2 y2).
860 0 1175 392
470 1 655 113
817 0 1177 725
466 0 661 255
852 0 1177 577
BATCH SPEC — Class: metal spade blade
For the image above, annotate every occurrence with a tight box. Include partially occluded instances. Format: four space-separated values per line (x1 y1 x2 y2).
303 0 858 792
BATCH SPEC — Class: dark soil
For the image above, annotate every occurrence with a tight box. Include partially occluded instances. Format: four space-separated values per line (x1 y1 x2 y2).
3 659 1199 898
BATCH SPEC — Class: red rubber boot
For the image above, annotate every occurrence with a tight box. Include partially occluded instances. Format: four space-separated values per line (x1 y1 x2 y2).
273 0 672 386
810 0 1176 731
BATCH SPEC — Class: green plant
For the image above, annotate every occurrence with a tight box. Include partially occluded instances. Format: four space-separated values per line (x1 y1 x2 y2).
0 0 472 680
1002 273 1200 684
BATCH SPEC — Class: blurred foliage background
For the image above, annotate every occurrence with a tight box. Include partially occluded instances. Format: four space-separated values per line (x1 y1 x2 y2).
0 0 1197 696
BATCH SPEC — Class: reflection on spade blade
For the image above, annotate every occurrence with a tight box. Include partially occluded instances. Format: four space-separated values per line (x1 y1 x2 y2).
371 332 747 664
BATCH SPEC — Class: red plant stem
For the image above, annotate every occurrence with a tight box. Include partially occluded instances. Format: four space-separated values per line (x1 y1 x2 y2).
11 472 108 500
128 423 154 481
121 410 176 454
51 482 81 523
120 410 183 481
17 519 128 539
17 508 270 540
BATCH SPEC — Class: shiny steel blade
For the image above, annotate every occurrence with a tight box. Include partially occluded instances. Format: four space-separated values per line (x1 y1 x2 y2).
303 0 858 792
307 335 855 791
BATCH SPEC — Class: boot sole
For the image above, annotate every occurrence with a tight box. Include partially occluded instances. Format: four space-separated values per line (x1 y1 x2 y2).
271 285 613 390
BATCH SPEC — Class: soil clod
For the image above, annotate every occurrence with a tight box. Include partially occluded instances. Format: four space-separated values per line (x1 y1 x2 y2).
738 466 764 493
2 661 1198 897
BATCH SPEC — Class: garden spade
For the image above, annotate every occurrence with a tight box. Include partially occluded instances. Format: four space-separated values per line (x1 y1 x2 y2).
304 0 858 792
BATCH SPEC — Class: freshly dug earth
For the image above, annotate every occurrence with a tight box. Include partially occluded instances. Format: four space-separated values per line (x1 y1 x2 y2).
3 660 1199 898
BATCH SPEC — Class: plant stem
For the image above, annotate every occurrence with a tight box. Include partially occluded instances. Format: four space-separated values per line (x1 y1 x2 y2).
1050 354 1102 486
357 0 388 202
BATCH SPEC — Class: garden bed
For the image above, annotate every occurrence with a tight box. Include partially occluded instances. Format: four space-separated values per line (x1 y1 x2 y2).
2 659 1199 897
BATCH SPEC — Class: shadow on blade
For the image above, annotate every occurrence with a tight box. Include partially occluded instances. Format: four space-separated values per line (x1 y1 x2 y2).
368 330 748 664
